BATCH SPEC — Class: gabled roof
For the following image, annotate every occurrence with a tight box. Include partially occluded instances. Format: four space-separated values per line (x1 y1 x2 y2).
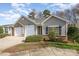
14 16 38 26
4 14 70 27
41 15 70 25
2 24 14 27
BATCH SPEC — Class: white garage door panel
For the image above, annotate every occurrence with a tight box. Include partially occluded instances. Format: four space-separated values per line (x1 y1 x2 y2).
25 25 35 36
15 27 22 36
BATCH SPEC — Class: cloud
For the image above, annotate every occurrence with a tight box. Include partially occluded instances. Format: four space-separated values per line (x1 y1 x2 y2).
0 3 77 25
0 3 32 25
47 3 76 11
11 3 32 15
0 12 20 21
40 3 49 6
11 3 25 8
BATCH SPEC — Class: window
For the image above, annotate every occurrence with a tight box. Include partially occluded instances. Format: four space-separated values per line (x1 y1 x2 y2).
46 27 48 34
46 26 61 36
5 27 8 33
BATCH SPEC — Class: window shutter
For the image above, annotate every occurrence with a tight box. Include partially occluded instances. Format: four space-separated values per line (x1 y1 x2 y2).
46 27 48 34
59 26 61 35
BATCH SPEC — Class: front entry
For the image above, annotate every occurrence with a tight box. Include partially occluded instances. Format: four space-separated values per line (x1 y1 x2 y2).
37 26 42 35
12 27 14 36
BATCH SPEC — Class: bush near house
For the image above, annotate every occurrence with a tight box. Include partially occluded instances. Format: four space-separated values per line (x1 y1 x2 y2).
73 34 79 43
48 31 67 43
25 35 43 42
67 26 79 43
0 26 9 38
48 31 57 42
0 33 9 38
0 26 3 34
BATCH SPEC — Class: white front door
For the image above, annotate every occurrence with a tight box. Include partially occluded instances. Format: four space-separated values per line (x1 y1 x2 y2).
25 25 35 36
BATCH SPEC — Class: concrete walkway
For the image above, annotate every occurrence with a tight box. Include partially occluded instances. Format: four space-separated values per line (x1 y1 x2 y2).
14 47 79 56
0 36 24 51
1 47 79 56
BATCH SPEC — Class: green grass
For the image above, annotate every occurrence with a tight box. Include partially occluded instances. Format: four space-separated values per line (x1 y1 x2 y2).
48 42 79 50
2 42 46 53
2 41 79 53
0 33 9 38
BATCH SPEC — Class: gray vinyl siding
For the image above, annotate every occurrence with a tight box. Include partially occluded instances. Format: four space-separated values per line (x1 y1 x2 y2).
18 18 35 25
42 17 66 36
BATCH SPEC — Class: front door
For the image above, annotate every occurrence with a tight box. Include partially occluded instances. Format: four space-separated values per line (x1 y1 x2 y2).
12 27 14 36
37 26 42 35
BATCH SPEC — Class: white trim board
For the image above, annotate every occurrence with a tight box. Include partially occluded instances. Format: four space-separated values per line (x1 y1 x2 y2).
47 25 60 27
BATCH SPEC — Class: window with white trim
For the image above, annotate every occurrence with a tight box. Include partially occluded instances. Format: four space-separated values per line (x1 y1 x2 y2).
46 26 61 36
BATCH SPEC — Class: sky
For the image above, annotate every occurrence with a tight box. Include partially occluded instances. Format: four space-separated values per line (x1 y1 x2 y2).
0 3 77 25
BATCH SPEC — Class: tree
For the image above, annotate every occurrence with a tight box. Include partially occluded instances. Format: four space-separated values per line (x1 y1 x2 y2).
28 9 36 19
64 8 77 25
43 9 51 18
58 11 65 18
74 3 79 14
67 26 79 42
0 26 3 34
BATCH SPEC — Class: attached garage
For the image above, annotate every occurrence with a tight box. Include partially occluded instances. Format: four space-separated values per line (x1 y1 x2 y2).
14 27 24 36
25 25 35 37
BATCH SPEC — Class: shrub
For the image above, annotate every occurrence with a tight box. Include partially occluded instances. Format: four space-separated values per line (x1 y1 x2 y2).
0 33 9 38
48 31 67 43
42 35 49 41
73 34 79 43
0 26 3 34
48 31 57 42
25 35 43 42
67 26 79 42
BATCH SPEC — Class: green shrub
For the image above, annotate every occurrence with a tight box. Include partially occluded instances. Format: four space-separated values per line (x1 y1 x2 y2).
67 26 79 42
0 33 9 38
25 35 43 42
48 31 57 42
0 26 3 34
48 31 67 43
73 34 79 43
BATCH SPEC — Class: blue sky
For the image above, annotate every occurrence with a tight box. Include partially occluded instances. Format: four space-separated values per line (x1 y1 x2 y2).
0 3 76 25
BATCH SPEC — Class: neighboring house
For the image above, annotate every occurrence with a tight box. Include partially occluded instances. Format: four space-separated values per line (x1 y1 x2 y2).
3 24 14 36
2 15 69 37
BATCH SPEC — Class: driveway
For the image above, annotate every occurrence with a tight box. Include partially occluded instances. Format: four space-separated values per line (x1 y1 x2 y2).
0 37 79 56
1 47 79 56
13 47 79 56
0 36 24 51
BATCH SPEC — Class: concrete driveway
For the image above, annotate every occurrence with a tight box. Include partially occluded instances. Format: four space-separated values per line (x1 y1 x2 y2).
11 47 79 56
1 47 79 56
0 36 24 51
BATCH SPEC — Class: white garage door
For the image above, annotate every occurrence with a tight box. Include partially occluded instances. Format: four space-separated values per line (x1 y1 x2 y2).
14 27 23 36
25 25 35 36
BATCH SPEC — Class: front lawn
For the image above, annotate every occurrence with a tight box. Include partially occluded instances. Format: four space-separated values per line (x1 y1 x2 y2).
48 42 79 50
2 41 79 53
2 42 47 53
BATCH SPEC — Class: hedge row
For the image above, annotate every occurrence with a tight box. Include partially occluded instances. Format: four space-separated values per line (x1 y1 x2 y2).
0 33 9 38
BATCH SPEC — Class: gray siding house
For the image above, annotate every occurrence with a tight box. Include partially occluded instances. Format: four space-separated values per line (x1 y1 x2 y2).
2 15 69 37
